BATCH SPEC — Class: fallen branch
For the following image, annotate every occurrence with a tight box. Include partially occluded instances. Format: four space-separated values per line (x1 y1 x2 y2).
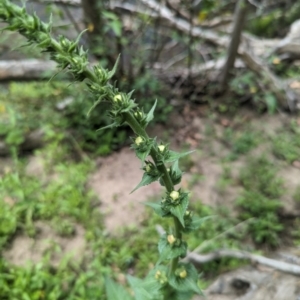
240 36 298 110
0 59 57 80
136 0 299 110
28 0 80 6
185 249 300 276
126 0 229 47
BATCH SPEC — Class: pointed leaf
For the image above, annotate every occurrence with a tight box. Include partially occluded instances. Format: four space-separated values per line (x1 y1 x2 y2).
136 148 151 163
127 89 135 99
74 29 88 47
170 197 189 227
145 99 157 125
191 216 213 229
184 216 213 233
158 235 187 263
165 150 195 163
96 122 118 131
108 54 120 79
169 263 203 295
143 201 168 217
87 95 106 117
127 275 163 300
172 160 181 177
105 278 133 300
131 173 160 193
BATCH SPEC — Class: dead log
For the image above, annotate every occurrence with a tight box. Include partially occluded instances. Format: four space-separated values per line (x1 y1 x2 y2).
0 59 57 80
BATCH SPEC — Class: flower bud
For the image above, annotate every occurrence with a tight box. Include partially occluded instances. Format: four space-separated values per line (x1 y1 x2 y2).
155 270 167 284
155 270 161 280
158 145 165 152
145 163 151 173
179 269 187 278
134 111 143 118
113 94 122 102
135 136 143 146
170 190 179 201
167 234 176 244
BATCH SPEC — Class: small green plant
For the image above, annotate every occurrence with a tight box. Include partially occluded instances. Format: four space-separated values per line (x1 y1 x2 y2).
230 70 277 113
224 128 259 160
236 156 284 246
0 1 203 298
272 132 300 164
293 185 300 203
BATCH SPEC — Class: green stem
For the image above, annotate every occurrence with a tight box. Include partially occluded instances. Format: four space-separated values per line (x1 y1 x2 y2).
124 111 182 275
50 39 98 82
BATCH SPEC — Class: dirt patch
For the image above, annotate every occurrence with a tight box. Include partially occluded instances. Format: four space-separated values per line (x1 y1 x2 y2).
89 147 162 233
3 221 86 267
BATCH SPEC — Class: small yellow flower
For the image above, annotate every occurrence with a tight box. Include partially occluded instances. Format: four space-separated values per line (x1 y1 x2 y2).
170 190 179 201
185 210 190 216
179 269 187 278
158 145 165 152
135 136 143 146
167 234 176 244
113 94 122 102
155 270 161 279
134 111 143 118
145 163 151 173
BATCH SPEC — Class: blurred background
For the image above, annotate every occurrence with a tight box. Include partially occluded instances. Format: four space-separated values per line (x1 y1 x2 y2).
1 0 300 299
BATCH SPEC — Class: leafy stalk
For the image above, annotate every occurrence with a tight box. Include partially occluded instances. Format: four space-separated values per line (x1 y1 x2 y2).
0 0 203 298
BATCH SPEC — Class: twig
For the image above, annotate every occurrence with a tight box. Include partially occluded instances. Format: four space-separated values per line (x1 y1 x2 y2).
29 0 80 5
184 249 300 276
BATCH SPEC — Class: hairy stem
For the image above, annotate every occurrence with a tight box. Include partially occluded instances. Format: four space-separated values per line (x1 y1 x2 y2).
124 111 182 274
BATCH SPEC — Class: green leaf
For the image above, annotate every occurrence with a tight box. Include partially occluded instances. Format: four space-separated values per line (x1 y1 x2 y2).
131 172 160 193
108 54 120 79
136 148 151 163
165 150 194 163
171 160 181 176
160 160 182 186
144 201 169 217
170 197 189 227
127 275 164 300
265 93 277 114
97 121 118 131
169 263 203 295
184 216 213 232
105 278 133 300
158 235 187 263
109 19 122 37
145 99 157 126
87 94 106 117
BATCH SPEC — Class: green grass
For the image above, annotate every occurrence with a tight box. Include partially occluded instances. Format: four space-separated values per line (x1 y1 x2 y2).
272 132 300 164
236 156 284 246
224 128 260 161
